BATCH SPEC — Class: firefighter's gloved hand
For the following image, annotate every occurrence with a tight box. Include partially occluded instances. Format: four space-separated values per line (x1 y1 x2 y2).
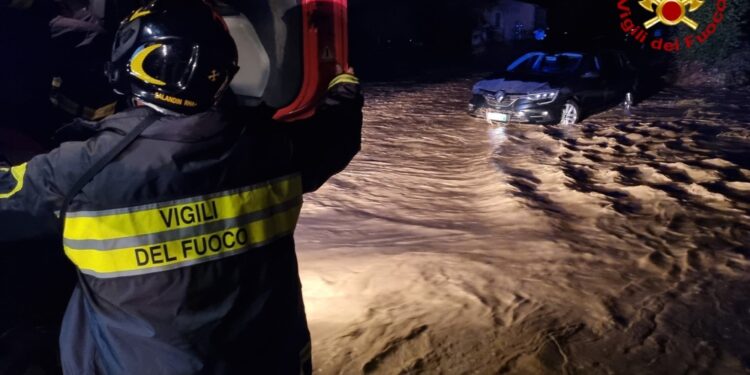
325 66 363 107
298 66 363 193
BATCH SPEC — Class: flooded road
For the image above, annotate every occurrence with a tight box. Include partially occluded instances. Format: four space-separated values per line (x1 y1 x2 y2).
296 78 750 374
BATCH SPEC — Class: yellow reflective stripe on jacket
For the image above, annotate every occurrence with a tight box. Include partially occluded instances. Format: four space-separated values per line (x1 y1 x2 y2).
64 205 301 278
62 174 303 278
64 175 302 241
328 74 360 90
0 163 28 199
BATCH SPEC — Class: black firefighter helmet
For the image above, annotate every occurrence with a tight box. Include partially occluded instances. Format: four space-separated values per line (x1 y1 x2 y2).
107 0 239 114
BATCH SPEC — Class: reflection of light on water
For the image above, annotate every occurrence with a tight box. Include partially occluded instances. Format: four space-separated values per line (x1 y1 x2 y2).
296 81 750 373
302 272 357 325
488 125 508 149
302 275 337 320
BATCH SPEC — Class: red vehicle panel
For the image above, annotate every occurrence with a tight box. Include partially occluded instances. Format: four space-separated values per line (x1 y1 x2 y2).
274 0 350 121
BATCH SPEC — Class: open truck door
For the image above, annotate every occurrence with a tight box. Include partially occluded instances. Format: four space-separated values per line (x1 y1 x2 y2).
221 0 350 121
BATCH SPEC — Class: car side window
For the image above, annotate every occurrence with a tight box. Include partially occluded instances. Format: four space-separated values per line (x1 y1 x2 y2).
578 56 599 75
516 57 538 72
507 53 541 73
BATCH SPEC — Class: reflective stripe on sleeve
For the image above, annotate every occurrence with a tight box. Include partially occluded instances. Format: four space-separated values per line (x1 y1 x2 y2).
0 163 28 199
63 174 303 278
328 74 360 89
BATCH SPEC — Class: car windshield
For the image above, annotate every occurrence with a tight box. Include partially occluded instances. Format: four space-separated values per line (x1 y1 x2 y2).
507 52 584 75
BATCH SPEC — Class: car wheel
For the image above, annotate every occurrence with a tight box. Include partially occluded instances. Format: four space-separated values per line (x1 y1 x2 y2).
559 101 580 126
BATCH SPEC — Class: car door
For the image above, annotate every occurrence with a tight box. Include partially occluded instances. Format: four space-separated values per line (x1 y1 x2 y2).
573 55 607 110
597 52 624 106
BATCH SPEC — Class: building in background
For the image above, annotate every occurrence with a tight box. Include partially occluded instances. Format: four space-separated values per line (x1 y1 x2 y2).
472 0 547 53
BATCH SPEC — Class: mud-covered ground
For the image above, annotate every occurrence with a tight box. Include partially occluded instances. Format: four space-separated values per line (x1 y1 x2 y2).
296 79 750 374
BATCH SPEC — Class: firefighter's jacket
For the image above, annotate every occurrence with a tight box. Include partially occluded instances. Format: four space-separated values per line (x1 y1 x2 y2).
0 79 362 374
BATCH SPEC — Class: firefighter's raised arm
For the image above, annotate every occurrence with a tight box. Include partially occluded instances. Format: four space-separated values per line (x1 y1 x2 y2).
291 68 364 193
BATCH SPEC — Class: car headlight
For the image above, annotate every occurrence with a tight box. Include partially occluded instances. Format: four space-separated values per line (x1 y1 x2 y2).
525 90 558 103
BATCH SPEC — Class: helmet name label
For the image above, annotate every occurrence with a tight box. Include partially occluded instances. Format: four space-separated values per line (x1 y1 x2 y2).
154 92 198 107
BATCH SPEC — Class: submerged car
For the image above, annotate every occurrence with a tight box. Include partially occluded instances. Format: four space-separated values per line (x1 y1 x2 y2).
469 51 637 125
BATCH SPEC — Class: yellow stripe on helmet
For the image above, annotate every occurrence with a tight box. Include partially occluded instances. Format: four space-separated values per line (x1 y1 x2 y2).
130 44 167 86
129 8 152 22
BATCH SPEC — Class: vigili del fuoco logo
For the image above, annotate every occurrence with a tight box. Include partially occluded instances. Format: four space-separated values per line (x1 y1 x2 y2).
618 0 728 51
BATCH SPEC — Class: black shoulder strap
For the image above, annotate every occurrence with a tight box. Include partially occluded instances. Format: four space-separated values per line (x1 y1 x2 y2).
59 113 159 228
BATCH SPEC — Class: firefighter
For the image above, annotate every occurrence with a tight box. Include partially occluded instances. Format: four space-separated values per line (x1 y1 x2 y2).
0 0 55 146
0 0 363 373
2 0 143 143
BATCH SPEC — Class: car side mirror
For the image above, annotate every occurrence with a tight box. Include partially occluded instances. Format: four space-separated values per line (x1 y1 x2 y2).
581 71 601 79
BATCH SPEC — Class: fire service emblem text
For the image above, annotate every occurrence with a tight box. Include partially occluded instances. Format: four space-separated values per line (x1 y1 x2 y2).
618 0 727 51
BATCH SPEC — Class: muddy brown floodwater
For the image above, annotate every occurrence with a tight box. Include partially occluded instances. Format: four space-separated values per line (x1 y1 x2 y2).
295 78 750 375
